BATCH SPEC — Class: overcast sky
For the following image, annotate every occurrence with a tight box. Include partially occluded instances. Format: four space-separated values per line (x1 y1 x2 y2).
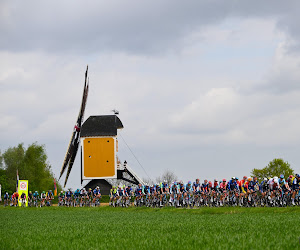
1 1 300 188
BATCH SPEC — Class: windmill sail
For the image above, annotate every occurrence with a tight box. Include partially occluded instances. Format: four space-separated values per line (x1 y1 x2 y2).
59 66 89 185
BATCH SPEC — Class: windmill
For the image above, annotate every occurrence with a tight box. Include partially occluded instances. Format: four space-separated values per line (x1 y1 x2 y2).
59 66 145 191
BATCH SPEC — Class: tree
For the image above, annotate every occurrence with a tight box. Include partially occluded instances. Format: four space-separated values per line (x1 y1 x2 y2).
251 158 294 182
155 170 178 186
1 143 62 194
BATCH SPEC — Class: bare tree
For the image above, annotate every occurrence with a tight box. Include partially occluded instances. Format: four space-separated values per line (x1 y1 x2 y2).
155 170 177 186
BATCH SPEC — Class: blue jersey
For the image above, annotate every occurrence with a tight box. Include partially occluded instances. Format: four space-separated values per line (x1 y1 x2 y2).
227 180 238 191
93 188 101 196
193 182 200 192
185 184 192 192
278 179 286 189
66 191 72 197
201 183 209 192
125 187 132 196
260 181 268 192
74 190 80 197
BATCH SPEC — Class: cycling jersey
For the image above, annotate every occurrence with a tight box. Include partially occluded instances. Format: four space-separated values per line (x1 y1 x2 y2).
260 181 268 192
193 182 200 193
241 181 248 193
65 191 72 198
219 182 227 192
227 180 238 191
292 177 299 190
125 187 132 196
171 185 178 194
248 181 255 191
185 184 192 192
117 188 124 196
201 183 209 193
278 179 287 190
93 188 101 196
160 183 168 193
74 190 80 197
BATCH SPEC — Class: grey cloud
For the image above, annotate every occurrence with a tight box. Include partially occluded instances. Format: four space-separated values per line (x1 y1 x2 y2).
1 1 300 55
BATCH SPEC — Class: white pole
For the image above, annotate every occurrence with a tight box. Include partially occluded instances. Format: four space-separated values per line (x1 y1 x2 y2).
0 184 2 202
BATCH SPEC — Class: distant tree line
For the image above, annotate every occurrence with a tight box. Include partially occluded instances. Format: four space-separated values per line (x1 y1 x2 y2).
0 143 61 194
251 158 294 182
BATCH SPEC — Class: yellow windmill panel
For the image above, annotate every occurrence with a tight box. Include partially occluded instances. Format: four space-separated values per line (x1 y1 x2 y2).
83 137 115 178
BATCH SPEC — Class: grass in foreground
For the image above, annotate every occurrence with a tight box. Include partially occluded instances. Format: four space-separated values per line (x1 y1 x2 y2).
0 206 300 249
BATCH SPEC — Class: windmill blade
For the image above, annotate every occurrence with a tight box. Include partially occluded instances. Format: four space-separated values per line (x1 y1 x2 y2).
76 66 89 125
64 136 80 187
59 66 89 180
58 131 76 180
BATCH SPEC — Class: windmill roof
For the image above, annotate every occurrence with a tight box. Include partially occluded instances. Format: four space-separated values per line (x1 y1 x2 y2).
80 115 123 137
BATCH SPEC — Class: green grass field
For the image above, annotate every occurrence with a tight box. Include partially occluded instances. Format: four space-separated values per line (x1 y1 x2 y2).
0 206 300 249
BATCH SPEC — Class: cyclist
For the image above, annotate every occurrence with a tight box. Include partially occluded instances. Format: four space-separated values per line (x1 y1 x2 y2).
134 184 143 206
13 192 19 207
40 191 46 207
201 179 210 206
184 181 193 206
160 181 169 207
4 192 9 207
278 174 289 199
46 190 53 206
74 188 80 206
219 179 227 206
260 178 269 205
169 182 178 206
58 191 65 206
28 191 33 207
125 185 132 207
291 174 299 205
65 189 73 206
20 192 26 206
93 186 101 206
87 188 93 204
33 191 39 207
109 186 116 206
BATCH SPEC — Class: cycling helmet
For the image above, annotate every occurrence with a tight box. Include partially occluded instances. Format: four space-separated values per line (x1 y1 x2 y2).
296 174 300 178
60 191 63 193
264 178 267 181
222 179 226 182
243 176 247 179
235 177 239 180
289 175 293 178
196 178 199 182
232 177 235 180
96 186 100 189
248 177 252 181
188 181 192 185
280 174 284 179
